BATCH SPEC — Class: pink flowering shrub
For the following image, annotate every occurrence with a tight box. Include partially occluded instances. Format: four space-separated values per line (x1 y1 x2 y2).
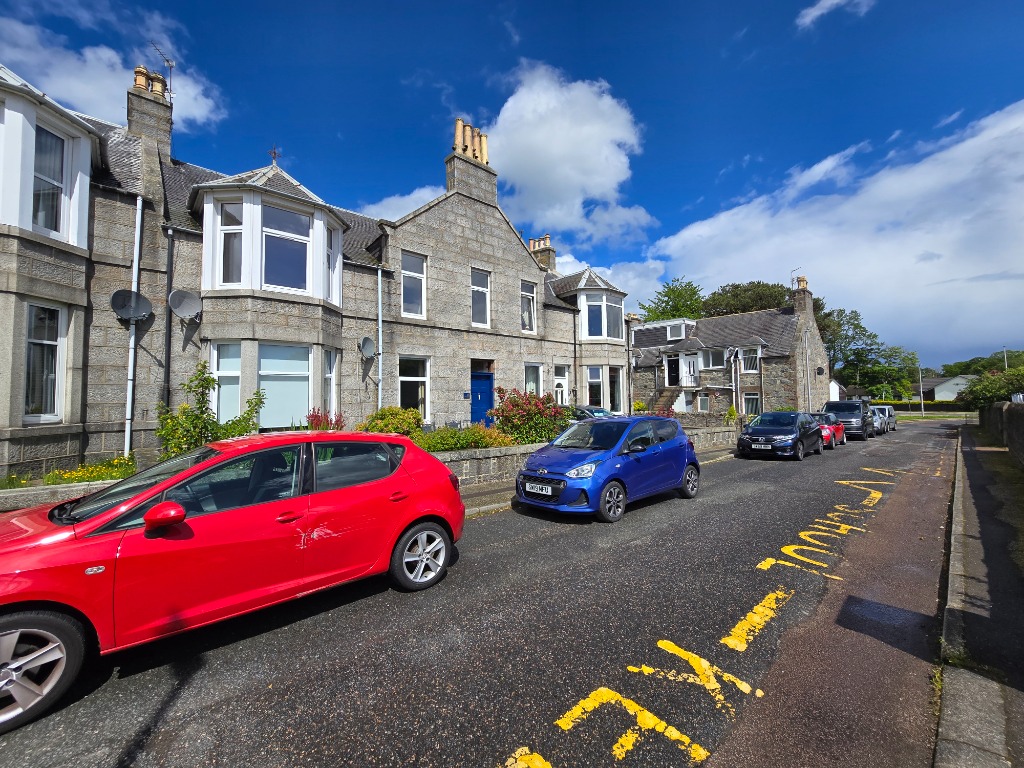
488 386 571 444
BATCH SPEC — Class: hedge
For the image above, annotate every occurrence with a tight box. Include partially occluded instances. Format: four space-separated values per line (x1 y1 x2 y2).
871 400 970 413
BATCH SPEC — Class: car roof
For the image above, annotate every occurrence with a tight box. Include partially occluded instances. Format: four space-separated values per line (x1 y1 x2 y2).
207 430 413 457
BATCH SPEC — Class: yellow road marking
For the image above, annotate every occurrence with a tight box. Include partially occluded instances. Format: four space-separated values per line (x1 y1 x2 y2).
503 747 553 768
627 641 762 718
720 588 795 653
834 479 894 506
755 556 844 580
556 687 709 762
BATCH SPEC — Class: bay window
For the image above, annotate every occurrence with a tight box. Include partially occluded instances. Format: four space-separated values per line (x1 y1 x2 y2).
219 202 243 284
587 366 603 407
323 349 336 414
609 366 623 412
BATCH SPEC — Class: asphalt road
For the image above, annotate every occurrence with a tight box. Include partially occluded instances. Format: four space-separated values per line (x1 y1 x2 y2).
1 420 958 768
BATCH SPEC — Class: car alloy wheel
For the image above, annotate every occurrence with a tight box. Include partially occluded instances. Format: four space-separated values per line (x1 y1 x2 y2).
680 465 699 499
390 522 452 591
597 480 626 523
0 612 85 735
794 441 805 461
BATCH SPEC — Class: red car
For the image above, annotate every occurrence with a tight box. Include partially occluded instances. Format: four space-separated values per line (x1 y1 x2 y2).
0 431 464 733
811 412 846 449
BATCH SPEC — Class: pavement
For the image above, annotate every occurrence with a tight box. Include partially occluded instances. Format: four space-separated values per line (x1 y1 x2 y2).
936 425 1024 767
461 425 1024 767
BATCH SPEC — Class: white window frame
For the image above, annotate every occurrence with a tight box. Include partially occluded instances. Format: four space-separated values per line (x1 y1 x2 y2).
217 200 244 287
324 226 340 305
257 343 311 428
587 365 603 408
32 123 69 238
553 365 569 405
398 355 430 422
697 393 710 413
608 366 623 413
582 292 624 340
743 392 761 415
520 280 537 334
211 342 242 423
23 302 66 424
741 347 760 373
666 323 683 341
700 349 726 369
525 363 543 396
401 252 427 319
261 204 312 295
471 268 490 328
323 349 337 415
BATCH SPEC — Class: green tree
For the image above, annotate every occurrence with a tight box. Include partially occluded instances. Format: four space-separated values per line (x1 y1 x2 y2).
701 281 790 317
955 366 1024 409
942 350 1024 376
816 307 880 374
837 345 918 399
638 276 704 321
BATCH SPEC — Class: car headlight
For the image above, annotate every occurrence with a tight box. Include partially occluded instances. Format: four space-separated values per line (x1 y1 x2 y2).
566 462 599 479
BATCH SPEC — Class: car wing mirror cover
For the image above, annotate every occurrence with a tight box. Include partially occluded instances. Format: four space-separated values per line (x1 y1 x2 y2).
143 501 187 531
628 441 647 453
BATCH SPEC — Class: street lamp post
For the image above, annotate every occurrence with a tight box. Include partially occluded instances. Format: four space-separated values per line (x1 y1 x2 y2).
918 365 925 415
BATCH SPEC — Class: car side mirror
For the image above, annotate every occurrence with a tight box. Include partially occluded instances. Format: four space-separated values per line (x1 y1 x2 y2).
627 441 647 454
143 501 187 532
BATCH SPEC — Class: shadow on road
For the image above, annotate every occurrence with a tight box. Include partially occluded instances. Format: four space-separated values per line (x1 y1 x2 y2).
835 595 939 664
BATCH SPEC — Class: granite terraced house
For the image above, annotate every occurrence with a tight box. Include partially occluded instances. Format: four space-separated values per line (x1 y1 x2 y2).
0 64 630 476
631 277 830 416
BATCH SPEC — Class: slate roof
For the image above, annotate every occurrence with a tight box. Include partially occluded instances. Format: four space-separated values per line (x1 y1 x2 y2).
549 267 625 296
544 274 577 310
331 207 384 268
161 158 225 230
633 307 801 367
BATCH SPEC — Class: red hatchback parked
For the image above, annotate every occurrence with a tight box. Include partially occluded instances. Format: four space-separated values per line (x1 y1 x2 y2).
0 431 464 733
811 412 847 449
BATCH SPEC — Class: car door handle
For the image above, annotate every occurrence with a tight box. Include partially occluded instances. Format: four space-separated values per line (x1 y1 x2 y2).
275 512 303 524
389 491 408 502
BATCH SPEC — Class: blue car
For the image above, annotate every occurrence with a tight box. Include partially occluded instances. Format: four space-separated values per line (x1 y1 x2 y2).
516 416 700 523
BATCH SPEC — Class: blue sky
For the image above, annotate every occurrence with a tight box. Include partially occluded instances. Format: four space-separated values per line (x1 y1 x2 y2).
2 0 1022 369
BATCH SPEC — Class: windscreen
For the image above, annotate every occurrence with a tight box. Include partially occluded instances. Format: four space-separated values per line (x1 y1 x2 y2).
553 421 629 450
824 402 861 414
750 413 796 428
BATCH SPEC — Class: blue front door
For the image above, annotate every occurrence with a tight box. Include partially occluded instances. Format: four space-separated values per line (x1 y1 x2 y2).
471 372 494 426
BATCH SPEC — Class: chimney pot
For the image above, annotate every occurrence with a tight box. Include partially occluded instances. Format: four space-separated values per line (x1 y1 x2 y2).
480 133 489 165
150 72 167 100
797 275 808 291
133 66 149 90
453 118 464 152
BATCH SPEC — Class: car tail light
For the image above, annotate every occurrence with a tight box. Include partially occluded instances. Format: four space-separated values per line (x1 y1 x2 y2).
449 473 460 491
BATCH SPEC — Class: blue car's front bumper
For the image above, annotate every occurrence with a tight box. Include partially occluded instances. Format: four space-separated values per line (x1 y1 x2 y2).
515 471 599 514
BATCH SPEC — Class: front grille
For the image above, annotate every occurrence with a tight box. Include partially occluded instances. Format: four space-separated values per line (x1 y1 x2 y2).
519 474 567 502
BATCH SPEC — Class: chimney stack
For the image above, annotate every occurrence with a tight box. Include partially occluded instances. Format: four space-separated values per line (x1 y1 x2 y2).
446 117 497 203
792 275 814 315
529 233 556 272
126 64 172 153
451 118 489 165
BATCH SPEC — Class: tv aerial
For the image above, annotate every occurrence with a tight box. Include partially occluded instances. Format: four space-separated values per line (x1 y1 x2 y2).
150 41 175 103
110 289 153 321
168 289 203 323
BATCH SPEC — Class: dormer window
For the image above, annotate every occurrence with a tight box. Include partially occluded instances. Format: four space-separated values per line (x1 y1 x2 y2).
204 192 339 303
582 293 624 341
667 323 683 340
741 347 760 373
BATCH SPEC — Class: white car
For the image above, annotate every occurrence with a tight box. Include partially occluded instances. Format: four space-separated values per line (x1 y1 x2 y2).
870 406 889 434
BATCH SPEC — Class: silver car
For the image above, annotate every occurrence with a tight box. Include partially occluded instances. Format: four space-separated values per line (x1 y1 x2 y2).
870 406 890 434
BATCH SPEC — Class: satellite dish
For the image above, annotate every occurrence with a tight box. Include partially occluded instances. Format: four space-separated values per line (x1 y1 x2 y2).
358 336 376 359
169 289 203 322
110 290 152 321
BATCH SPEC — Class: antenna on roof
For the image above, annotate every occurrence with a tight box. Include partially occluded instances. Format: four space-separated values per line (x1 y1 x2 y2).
789 267 802 289
150 41 175 104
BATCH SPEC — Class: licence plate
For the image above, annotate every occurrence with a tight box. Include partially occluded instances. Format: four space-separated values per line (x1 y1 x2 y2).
751 444 772 450
525 482 553 495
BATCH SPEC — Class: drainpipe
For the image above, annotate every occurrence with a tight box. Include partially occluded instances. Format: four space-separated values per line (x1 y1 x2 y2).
124 195 143 456
759 349 765 413
572 308 579 404
804 329 812 411
376 264 383 410
163 227 175 408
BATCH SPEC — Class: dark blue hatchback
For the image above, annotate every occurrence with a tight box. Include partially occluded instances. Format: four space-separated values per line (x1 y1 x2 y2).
515 416 700 523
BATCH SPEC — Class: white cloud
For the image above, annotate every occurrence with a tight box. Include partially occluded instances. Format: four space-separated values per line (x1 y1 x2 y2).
357 186 446 221
887 129 902 143
484 61 656 247
0 14 225 130
935 109 963 129
796 0 876 30
608 100 1024 367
